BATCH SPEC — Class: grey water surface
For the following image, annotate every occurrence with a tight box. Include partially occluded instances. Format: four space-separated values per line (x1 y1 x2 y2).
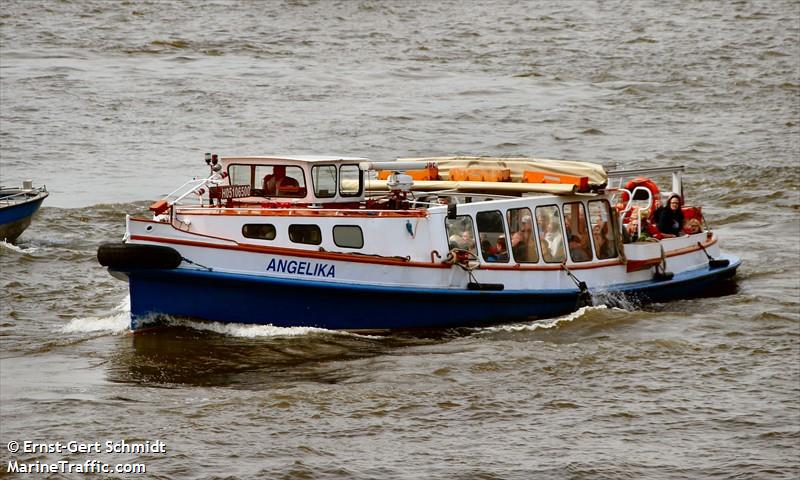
1 1 798 478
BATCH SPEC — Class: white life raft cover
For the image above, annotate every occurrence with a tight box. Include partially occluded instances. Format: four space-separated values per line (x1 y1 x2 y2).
365 156 607 195
364 179 579 195
401 156 608 186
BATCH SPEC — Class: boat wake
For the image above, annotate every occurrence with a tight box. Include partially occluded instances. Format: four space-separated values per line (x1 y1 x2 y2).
129 312 380 339
0 240 39 255
61 299 361 339
590 289 639 310
59 293 638 343
62 297 131 335
163 317 353 339
476 305 614 334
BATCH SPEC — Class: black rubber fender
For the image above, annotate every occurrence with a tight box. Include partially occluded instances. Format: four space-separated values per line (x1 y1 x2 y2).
97 243 182 270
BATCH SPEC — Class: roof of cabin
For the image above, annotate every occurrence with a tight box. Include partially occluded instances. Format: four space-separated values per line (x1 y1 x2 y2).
221 155 369 164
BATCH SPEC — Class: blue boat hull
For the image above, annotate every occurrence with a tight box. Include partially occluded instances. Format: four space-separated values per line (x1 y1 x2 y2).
121 254 740 331
0 195 46 242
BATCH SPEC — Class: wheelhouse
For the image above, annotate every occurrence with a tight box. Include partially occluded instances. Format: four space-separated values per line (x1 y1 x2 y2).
219 156 367 206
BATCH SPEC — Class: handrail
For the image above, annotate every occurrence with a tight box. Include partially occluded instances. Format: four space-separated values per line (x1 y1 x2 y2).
164 178 208 200
148 174 226 217
0 186 47 206
607 166 685 177
619 186 653 239
169 178 215 207
160 174 225 209
607 165 683 198
359 161 435 171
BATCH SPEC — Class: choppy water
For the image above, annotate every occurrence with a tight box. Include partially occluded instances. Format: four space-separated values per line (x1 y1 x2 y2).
1 1 799 478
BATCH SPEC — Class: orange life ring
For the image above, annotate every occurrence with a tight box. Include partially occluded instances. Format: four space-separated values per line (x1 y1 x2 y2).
620 177 660 221
620 177 660 204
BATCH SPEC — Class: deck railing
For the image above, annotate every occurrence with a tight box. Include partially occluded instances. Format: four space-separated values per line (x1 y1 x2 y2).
0 186 47 207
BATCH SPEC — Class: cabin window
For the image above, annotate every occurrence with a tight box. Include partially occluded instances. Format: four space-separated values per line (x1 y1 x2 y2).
332 225 363 249
288 224 322 245
588 200 618 260
340 164 362 197
312 165 337 198
507 207 539 263
242 224 276 240
228 164 254 187
445 215 478 257
535 205 566 263
255 165 307 197
476 210 509 263
563 202 593 262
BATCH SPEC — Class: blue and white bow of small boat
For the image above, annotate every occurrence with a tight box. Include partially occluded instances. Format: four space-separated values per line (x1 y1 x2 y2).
0 181 48 243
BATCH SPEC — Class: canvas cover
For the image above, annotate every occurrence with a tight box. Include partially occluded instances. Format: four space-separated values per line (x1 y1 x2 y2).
398 156 608 187
364 179 578 195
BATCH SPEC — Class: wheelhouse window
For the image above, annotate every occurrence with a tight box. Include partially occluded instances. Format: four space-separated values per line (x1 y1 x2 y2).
339 164 362 197
563 202 592 262
229 164 252 186
333 225 363 249
476 210 509 263
259 165 306 197
445 215 477 257
312 165 337 198
588 200 618 260
507 207 539 263
242 224 276 240
288 224 322 245
535 205 566 263
227 164 307 198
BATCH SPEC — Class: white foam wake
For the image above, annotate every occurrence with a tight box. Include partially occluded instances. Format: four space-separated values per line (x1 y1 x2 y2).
165 317 359 338
63 296 371 339
477 305 610 333
0 240 38 254
62 296 131 334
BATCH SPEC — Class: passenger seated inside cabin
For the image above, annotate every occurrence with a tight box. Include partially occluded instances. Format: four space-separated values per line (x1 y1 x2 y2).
494 235 509 262
481 239 497 261
511 215 538 263
450 234 467 250
461 229 476 252
653 194 685 237
263 166 300 196
568 234 592 262
537 211 565 262
592 221 616 259
445 216 478 257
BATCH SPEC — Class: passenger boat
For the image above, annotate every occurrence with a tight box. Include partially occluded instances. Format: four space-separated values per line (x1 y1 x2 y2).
98 154 740 332
0 181 48 243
